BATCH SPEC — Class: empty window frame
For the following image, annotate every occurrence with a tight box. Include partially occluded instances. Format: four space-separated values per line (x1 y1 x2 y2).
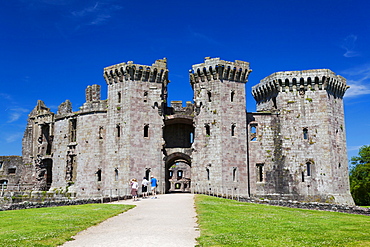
116 124 121 137
144 91 148 102
232 167 237 182
0 161 3 170
306 162 311 176
8 168 16 174
207 91 212 102
70 119 77 142
205 124 210 136
231 90 235 102
96 169 102 182
250 124 257 141
303 128 308 140
144 124 149 137
256 163 264 182
177 170 183 179
231 124 236 136
114 168 118 181
118 91 121 103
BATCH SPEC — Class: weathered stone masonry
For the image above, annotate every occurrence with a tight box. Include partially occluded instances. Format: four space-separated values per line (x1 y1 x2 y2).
0 57 354 205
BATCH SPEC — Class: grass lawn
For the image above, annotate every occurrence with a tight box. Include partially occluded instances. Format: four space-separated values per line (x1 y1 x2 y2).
0 203 134 247
195 195 370 247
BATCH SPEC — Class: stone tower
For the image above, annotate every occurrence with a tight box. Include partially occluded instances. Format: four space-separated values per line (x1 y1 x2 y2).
190 57 252 196
249 69 354 204
103 58 168 193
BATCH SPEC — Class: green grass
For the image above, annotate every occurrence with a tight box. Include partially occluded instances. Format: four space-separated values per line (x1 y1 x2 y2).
195 195 370 247
0 203 134 247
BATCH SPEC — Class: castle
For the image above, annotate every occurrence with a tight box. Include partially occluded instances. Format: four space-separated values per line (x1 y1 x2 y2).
0 57 354 205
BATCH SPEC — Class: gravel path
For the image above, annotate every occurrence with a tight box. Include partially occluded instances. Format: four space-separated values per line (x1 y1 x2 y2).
61 193 199 247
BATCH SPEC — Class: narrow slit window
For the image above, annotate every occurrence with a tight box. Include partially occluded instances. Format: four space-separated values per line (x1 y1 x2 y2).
250 124 257 141
70 119 77 142
144 124 149 137
306 162 311 176
257 163 264 182
118 91 121 103
177 170 183 179
231 91 235 102
116 124 121 138
144 91 148 102
205 124 210 136
206 168 210 180
96 169 102 181
232 167 237 182
207 91 212 102
231 124 236 136
114 168 118 181
190 132 194 144
302 172 305 182
303 128 308 140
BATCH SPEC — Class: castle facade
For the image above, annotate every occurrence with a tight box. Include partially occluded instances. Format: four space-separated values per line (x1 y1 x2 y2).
0 57 354 205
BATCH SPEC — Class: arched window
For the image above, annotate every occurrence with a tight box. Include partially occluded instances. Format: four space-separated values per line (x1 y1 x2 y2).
232 167 237 182
231 91 235 102
306 162 311 176
231 124 236 136
303 128 308 140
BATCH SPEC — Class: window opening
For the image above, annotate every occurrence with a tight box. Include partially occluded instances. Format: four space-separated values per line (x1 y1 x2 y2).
169 171 173 178
205 124 210 136
114 168 118 181
144 91 148 102
272 97 277 109
231 124 236 136
250 124 257 141
190 132 194 144
116 124 121 137
306 162 311 176
302 172 305 182
0 161 3 170
8 168 16 174
177 170 183 180
145 168 151 180
144 124 149 137
118 91 121 103
303 128 308 140
96 169 102 182
207 91 212 102
231 91 235 102
175 183 181 189
256 164 264 182
232 167 237 182
206 168 210 180
99 126 104 139
70 119 77 142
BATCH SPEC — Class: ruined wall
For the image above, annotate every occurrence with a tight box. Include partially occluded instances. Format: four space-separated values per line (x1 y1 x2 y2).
103 59 168 193
191 57 251 195
0 156 23 185
250 69 354 204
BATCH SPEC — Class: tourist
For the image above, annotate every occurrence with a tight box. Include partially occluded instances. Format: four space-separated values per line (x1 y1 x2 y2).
150 175 157 199
141 177 149 198
130 178 139 201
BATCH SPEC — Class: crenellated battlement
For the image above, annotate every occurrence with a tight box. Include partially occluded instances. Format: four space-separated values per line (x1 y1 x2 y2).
252 69 349 102
189 57 252 84
103 58 169 84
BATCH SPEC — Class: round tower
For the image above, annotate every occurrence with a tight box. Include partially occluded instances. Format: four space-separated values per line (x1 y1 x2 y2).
250 69 354 204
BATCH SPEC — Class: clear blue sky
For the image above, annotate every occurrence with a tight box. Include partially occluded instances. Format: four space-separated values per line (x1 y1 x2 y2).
1 0 369 164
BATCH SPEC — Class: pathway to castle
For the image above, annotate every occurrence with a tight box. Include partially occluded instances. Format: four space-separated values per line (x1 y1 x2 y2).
61 193 199 247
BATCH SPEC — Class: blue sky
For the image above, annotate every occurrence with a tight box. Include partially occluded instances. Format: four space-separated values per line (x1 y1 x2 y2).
1 0 369 164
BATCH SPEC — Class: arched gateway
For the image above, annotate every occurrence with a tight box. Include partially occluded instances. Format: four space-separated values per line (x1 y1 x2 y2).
163 101 194 193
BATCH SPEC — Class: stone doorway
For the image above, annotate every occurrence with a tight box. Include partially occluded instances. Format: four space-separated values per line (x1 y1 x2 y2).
164 153 191 193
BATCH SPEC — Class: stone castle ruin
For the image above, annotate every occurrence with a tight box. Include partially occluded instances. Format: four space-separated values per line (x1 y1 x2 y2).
0 57 354 205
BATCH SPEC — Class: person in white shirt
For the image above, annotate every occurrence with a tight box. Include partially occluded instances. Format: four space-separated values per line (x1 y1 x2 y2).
130 178 139 201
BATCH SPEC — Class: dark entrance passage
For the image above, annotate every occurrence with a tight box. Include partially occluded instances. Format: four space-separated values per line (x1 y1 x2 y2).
164 153 191 193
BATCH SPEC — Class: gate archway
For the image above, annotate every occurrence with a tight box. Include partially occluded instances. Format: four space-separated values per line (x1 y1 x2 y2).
164 152 191 193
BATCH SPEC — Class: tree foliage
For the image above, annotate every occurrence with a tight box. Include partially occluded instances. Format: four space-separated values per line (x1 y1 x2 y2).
350 145 370 206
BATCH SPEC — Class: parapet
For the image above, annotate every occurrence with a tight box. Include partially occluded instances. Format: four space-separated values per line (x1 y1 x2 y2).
103 58 169 84
189 57 252 84
252 69 349 102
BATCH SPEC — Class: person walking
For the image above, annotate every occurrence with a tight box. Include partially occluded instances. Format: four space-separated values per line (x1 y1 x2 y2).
130 178 139 201
150 175 157 199
141 177 149 198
